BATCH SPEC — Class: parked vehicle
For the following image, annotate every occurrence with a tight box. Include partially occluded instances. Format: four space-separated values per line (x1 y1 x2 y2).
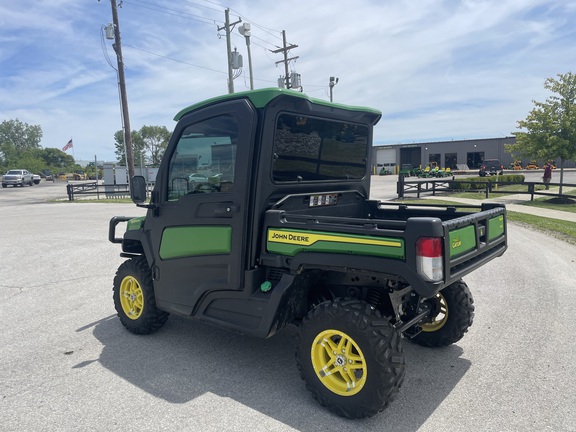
37 170 54 181
398 163 414 176
479 159 504 176
526 160 539 170
2 169 34 187
73 170 87 180
108 88 508 419
188 172 209 189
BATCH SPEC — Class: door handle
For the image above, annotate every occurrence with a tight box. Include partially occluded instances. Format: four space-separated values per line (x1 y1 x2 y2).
214 204 239 216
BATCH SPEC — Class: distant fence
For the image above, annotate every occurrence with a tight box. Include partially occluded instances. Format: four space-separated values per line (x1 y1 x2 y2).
66 182 131 201
397 176 576 200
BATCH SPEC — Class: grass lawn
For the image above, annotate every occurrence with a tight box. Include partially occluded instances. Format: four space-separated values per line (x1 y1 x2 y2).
520 196 576 213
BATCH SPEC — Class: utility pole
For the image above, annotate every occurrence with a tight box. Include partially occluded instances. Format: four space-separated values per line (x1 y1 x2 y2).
271 31 298 89
106 0 135 180
218 9 242 94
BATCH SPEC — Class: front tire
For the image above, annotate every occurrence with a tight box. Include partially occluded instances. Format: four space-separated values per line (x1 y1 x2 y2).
296 299 405 419
113 257 169 335
411 279 474 348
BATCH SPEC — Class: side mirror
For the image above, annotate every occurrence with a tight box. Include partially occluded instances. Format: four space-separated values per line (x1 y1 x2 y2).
130 175 147 204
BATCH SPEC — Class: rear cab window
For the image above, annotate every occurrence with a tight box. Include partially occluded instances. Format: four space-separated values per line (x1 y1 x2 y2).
272 114 368 182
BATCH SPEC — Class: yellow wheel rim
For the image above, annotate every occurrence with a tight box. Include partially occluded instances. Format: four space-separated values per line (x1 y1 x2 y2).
422 293 448 332
119 276 144 320
310 329 367 396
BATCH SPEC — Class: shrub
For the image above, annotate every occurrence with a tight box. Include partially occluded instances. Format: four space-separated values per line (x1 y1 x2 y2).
450 174 525 190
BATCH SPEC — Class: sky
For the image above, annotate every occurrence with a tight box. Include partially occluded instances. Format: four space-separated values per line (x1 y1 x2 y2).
2 0 576 163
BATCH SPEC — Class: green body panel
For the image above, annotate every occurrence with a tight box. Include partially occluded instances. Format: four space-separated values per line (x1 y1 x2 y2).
126 216 145 231
159 226 232 260
488 215 505 240
266 228 404 259
174 88 382 121
448 225 477 258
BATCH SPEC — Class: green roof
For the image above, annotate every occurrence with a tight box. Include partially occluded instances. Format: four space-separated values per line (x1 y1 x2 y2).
173 87 381 121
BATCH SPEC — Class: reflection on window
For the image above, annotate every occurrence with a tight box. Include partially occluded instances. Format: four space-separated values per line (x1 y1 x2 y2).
272 114 368 182
167 114 237 201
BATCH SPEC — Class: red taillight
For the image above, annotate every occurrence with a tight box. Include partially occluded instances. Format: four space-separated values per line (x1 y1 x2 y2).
416 237 443 281
416 237 442 257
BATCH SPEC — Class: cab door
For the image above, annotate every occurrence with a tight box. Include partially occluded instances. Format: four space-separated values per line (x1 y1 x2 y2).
143 99 256 315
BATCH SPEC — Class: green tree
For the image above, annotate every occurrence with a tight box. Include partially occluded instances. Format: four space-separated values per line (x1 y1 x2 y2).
114 125 171 167
114 129 146 166
140 125 171 165
0 119 43 168
508 72 576 194
39 148 75 169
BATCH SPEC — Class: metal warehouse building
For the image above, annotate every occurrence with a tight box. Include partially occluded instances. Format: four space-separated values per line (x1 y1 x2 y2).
372 136 576 173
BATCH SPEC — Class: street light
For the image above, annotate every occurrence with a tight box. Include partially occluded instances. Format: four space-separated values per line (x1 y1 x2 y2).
238 23 254 90
329 76 339 102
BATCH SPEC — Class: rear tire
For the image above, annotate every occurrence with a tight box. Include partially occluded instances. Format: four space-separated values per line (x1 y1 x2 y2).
113 257 169 335
296 299 405 419
411 279 474 348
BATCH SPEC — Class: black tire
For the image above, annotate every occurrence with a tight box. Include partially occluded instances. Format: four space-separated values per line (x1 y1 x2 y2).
113 257 169 335
411 279 474 348
2 184 6 188
296 299 405 419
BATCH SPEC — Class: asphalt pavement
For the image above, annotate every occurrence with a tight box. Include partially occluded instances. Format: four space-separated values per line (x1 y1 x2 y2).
1 179 576 431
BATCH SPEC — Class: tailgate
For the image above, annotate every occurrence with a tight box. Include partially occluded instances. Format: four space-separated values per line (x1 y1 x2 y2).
442 205 507 285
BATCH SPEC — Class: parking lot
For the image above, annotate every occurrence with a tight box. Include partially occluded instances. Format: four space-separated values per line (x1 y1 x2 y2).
1 180 575 431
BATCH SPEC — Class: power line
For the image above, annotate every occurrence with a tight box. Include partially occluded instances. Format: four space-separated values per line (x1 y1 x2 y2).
123 44 227 75
100 26 117 70
123 43 279 86
122 0 286 54
123 0 222 25
169 0 225 14
117 1 298 90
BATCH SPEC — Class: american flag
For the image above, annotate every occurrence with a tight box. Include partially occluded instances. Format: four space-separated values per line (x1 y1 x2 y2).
62 139 73 152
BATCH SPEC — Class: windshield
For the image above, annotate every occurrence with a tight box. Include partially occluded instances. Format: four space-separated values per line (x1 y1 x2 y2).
7 170 22 175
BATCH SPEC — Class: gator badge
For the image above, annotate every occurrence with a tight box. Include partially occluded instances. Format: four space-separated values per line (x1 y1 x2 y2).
451 236 462 249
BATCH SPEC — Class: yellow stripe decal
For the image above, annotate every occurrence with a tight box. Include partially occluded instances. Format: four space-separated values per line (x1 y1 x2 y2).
267 229 402 248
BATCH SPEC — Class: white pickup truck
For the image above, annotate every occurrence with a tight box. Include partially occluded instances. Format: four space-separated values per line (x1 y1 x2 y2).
2 169 34 187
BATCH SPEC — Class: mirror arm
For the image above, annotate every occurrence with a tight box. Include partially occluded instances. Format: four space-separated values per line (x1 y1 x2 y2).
136 203 155 209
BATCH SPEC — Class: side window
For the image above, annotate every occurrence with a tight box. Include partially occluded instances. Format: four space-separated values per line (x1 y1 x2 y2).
167 114 238 201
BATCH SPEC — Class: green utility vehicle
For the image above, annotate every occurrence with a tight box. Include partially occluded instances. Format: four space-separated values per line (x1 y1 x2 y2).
109 88 507 419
